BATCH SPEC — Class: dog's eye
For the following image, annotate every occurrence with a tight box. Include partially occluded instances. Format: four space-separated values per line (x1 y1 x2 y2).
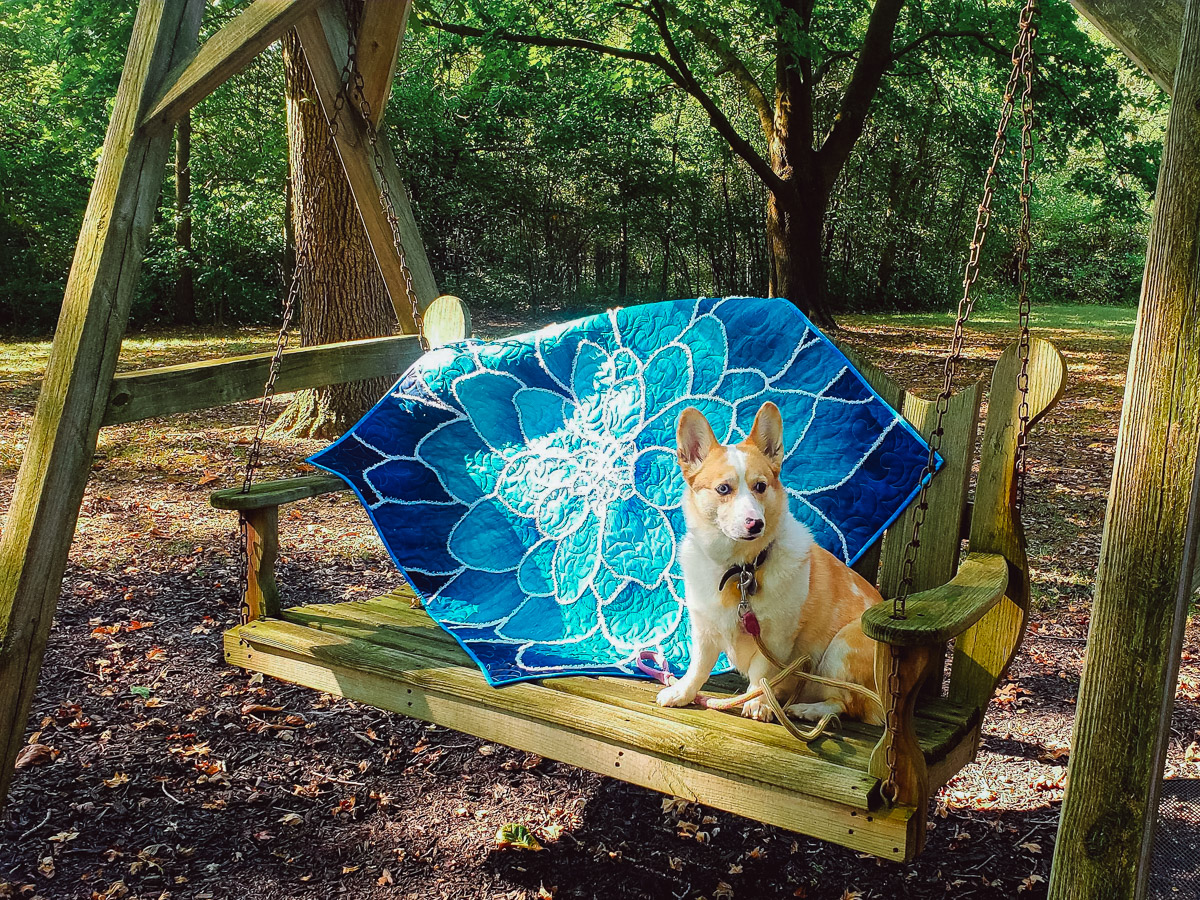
754 481 768 494
715 483 732 495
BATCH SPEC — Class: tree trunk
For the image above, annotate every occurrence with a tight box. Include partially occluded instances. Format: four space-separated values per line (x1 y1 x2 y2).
173 111 195 325
1049 0 1200 894
274 14 395 440
768 188 835 330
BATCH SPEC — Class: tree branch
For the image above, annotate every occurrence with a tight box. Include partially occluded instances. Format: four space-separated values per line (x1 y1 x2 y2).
816 0 906 193
659 2 774 144
644 1 788 197
422 10 788 198
891 28 1008 63
419 16 684 79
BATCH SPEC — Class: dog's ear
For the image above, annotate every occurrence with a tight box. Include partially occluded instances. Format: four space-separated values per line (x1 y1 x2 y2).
748 402 784 472
677 407 717 479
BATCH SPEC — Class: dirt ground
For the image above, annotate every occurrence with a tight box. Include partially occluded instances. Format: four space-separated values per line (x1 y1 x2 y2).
1 305 1197 900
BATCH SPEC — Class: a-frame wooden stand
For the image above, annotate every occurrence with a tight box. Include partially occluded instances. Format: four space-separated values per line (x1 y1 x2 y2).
0 0 436 800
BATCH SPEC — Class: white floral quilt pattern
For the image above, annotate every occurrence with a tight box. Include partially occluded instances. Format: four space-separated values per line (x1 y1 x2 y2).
309 297 937 684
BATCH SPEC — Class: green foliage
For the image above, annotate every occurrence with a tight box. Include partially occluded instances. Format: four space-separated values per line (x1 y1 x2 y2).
0 0 1167 334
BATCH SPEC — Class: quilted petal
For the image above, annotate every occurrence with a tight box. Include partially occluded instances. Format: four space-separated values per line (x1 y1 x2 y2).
552 510 603 603
601 497 675 588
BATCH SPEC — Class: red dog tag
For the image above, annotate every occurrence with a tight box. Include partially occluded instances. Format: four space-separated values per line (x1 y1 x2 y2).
741 610 761 637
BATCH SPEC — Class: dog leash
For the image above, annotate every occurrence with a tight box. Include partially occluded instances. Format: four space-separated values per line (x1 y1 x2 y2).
636 650 840 742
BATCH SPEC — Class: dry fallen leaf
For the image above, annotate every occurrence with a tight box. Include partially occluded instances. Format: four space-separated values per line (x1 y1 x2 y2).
14 743 56 769
1018 873 1046 893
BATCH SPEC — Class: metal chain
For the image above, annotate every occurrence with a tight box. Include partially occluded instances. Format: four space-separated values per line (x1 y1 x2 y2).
343 31 427 350
890 0 1037 621
880 0 1037 807
234 34 356 625
1013 15 1036 511
880 650 904 805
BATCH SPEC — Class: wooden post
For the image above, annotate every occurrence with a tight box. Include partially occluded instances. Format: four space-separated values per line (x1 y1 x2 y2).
0 0 205 804
355 0 412 126
242 509 281 621
1049 0 1200 894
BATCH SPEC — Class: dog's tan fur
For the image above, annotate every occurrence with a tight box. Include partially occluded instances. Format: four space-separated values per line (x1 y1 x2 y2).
656 402 884 725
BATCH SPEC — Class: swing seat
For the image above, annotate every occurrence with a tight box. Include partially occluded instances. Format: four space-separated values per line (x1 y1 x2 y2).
211 310 1066 861
224 585 986 860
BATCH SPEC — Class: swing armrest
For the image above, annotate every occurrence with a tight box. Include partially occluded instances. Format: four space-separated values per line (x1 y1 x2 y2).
210 474 349 511
861 553 1009 647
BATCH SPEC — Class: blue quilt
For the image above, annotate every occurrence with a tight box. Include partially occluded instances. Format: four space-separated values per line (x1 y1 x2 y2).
310 297 937 685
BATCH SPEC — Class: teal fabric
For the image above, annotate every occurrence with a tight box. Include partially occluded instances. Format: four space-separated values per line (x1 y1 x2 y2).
310 297 938 684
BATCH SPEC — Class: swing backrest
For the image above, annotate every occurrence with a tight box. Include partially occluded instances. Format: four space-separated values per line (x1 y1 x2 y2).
842 337 1066 709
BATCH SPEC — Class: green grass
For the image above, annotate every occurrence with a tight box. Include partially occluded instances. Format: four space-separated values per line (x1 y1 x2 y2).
843 303 1138 336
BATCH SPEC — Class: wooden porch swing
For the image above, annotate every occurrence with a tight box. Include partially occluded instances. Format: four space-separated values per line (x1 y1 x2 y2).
0 0 1087 869
193 0 1066 861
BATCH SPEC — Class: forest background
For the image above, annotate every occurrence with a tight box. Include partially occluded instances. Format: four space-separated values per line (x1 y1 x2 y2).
0 0 1169 335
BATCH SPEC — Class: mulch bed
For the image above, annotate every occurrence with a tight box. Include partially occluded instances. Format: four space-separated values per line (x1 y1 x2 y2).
1 309 1196 899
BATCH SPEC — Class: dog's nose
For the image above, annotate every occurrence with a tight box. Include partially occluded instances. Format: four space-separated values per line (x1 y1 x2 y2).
746 518 764 535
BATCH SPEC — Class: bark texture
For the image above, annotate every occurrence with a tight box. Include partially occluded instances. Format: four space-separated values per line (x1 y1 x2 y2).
276 11 394 440
1049 0 1200 894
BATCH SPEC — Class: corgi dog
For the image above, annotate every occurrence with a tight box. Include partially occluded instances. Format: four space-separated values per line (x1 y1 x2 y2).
656 401 885 726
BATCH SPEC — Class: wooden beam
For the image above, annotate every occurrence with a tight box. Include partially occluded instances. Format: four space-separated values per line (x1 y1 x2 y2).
1072 1 1182 95
0 0 205 806
142 0 327 132
355 0 413 126
294 3 438 330
1049 0 1200 894
102 333 421 425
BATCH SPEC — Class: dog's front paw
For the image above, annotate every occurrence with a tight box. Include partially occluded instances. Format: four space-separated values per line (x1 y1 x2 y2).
657 682 697 708
741 697 774 722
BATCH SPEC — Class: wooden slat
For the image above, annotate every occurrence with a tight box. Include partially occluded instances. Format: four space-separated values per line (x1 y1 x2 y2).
234 616 878 807
354 0 412 126
0 0 205 804
102 334 420 425
1071 0 1182 96
285 594 977 763
211 474 348 510
227 619 922 859
422 295 472 348
861 552 1009 645
878 379 983 599
294 3 438 330
142 0 326 131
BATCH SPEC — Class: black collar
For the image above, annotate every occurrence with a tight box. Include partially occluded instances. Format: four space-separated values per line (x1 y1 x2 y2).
718 543 773 594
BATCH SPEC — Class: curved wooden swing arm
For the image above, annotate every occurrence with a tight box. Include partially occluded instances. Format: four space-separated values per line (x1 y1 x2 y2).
861 552 1009 647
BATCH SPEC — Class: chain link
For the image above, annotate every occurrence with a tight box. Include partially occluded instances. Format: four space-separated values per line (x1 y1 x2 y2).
891 0 1036 622
1013 13 1036 512
879 648 904 804
234 33 357 625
